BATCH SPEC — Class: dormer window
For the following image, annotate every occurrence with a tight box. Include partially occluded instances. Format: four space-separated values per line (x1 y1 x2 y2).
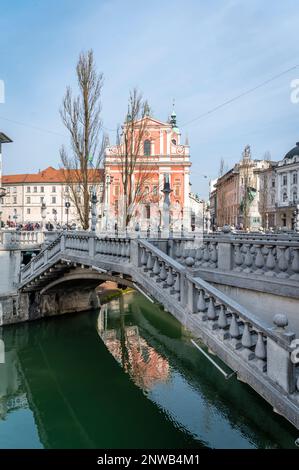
144 139 151 156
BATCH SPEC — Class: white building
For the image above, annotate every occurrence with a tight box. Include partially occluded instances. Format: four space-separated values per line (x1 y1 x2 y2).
0 166 104 228
275 142 299 229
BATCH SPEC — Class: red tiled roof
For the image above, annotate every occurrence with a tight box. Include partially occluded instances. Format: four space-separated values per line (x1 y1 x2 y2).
2 166 104 184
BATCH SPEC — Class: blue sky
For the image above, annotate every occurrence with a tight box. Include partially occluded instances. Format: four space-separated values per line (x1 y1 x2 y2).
0 0 299 197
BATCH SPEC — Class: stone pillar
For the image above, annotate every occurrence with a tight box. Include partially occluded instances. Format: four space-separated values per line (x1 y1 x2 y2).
267 314 296 393
296 204 299 233
161 175 172 238
217 229 233 271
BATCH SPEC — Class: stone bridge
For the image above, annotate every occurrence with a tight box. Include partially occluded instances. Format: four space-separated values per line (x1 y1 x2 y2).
3 230 299 430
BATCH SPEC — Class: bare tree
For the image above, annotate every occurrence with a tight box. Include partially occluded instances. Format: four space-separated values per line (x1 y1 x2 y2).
116 89 158 228
60 50 104 229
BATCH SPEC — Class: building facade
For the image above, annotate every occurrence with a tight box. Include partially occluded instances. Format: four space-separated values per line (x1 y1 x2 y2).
275 142 299 229
0 166 103 228
103 110 203 231
214 146 275 230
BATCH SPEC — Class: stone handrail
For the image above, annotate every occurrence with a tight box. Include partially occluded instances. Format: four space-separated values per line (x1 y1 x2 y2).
174 234 299 281
136 238 299 408
0 230 44 248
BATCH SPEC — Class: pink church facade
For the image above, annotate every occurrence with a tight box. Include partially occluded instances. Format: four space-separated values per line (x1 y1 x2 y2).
102 111 194 231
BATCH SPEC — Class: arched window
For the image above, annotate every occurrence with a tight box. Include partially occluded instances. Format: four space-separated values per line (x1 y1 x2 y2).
293 190 297 203
172 138 177 145
144 139 151 156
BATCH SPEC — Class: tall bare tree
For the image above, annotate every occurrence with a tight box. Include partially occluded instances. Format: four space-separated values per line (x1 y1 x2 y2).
116 89 158 228
60 50 104 229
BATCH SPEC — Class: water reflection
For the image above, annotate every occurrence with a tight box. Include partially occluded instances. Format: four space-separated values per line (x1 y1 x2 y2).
0 291 297 449
97 297 169 391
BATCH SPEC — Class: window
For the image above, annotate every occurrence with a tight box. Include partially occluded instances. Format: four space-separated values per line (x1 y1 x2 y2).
52 186 56 193
26 197 31 204
115 199 118 215
52 209 57 215
114 185 119 196
13 186 17 193
65 185 69 193
272 180 275 188
40 186 44 193
6 187 10 194
26 187 31 193
52 196 56 204
144 186 149 195
282 192 288 202
282 175 287 186
293 173 298 184
145 204 150 219
174 185 180 197
34 186 37 193
13 196 17 204
143 139 151 156
271 194 275 205
293 191 297 203
172 139 177 145
27 208 30 215
153 186 158 196
40 197 44 203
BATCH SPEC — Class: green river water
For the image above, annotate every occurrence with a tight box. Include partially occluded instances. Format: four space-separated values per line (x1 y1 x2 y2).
0 291 297 449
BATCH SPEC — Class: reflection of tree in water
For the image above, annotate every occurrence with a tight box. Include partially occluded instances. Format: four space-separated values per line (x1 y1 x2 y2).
97 297 169 391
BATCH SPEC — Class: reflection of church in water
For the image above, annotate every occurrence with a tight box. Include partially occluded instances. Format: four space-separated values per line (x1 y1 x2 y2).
97 299 170 391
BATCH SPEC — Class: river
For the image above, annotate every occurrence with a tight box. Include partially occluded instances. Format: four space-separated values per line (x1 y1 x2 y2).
0 291 297 448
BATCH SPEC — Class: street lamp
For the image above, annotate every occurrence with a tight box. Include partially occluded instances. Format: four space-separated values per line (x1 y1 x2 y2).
41 202 46 231
65 201 71 230
0 133 12 229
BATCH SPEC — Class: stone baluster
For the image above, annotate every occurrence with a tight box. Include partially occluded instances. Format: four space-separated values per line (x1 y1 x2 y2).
202 242 210 267
166 268 174 288
175 241 181 260
241 322 254 360
254 245 265 274
264 245 276 277
233 243 243 271
141 248 147 266
229 313 241 349
195 247 203 267
146 252 154 271
174 273 180 299
207 297 217 329
121 241 126 257
125 240 130 258
196 289 207 318
159 262 167 282
243 244 253 273
210 242 218 267
217 305 229 340
153 258 160 278
290 247 299 280
277 246 289 278
254 331 267 369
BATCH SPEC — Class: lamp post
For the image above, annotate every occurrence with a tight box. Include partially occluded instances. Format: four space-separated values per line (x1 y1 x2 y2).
41 202 46 231
65 201 70 230
104 174 113 231
0 133 12 228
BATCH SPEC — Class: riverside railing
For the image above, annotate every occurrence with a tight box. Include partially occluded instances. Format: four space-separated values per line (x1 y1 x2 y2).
135 238 299 428
173 233 299 281
0 230 44 248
